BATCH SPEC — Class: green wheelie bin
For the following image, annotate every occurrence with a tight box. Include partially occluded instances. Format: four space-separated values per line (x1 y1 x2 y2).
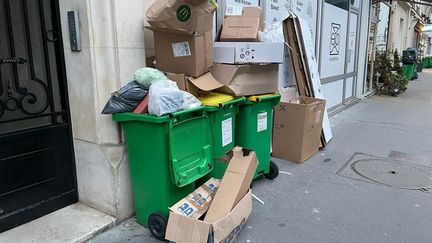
236 93 281 180
113 107 213 240
402 48 418 80
198 93 245 180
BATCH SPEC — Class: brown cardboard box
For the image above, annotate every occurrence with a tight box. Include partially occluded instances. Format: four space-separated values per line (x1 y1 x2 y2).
204 147 258 223
272 97 326 163
149 28 213 77
220 7 261 42
211 63 279 96
166 190 252 243
146 0 217 35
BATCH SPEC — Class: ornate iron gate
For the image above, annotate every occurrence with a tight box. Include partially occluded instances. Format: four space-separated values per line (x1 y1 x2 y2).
0 0 77 232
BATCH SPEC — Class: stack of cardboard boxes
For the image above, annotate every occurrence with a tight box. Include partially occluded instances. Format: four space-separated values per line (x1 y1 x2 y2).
147 1 284 99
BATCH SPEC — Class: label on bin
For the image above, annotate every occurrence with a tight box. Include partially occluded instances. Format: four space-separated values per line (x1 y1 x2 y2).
222 117 233 147
257 112 268 132
172 42 191 57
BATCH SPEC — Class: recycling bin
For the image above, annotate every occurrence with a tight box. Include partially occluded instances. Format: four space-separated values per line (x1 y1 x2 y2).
197 93 244 180
113 107 213 240
199 93 245 158
236 94 281 180
402 48 418 80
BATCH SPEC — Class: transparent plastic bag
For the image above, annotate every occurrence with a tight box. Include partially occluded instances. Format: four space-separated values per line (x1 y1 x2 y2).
134 67 168 88
102 81 148 114
258 22 284 43
148 80 201 116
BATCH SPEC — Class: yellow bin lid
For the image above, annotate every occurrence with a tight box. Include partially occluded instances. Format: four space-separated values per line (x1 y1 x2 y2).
199 93 235 106
246 93 279 102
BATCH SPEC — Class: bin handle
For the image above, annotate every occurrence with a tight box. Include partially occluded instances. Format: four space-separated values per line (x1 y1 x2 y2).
169 106 204 119
218 97 246 108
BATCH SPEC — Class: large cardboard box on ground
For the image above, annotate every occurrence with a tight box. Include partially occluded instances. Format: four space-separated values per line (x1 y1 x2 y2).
273 97 326 163
213 42 284 64
211 63 279 96
205 147 258 223
146 0 217 35
220 6 262 42
149 28 213 77
166 191 252 243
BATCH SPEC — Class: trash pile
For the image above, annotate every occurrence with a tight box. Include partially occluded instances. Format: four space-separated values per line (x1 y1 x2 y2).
104 1 333 242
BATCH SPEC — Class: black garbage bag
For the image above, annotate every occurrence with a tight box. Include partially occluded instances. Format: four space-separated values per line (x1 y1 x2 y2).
102 81 148 114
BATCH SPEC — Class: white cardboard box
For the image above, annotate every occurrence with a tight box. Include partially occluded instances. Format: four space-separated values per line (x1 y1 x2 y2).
213 42 284 64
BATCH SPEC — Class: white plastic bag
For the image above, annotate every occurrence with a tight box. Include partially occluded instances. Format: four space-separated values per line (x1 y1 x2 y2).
148 80 201 116
258 22 284 43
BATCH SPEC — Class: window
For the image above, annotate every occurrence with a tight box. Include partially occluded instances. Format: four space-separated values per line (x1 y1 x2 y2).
325 0 349 10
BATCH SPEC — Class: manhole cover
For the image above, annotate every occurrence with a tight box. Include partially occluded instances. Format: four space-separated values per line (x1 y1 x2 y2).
351 159 432 190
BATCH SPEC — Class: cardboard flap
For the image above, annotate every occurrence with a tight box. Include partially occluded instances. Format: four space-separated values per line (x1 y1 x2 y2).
212 191 253 242
166 212 211 243
188 72 224 91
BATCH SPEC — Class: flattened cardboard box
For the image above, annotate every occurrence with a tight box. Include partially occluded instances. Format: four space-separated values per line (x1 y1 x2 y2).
220 6 262 42
149 28 213 77
273 97 326 163
170 178 220 219
146 0 217 35
166 191 252 243
204 147 258 223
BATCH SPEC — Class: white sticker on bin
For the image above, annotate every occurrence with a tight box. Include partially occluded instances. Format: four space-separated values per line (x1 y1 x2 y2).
221 117 233 147
257 112 267 132
225 5 243 16
172 42 191 57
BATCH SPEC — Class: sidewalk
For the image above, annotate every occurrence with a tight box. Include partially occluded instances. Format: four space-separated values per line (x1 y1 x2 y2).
90 70 432 243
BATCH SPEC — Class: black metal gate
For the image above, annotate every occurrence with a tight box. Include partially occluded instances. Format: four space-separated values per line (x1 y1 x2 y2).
0 0 78 232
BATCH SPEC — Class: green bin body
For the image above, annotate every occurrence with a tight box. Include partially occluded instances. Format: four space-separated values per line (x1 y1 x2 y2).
205 98 245 158
235 94 281 179
113 107 213 227
197 98 244 181
403 63 417 80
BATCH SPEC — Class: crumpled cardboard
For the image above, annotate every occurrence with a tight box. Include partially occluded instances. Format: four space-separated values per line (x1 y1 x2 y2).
204 147 258 223
146 0 218 35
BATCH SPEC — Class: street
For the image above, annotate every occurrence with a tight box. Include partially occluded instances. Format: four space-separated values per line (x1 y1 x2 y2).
90 71 432 243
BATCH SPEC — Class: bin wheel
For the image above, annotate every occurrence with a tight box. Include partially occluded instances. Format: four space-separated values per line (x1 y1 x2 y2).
265 161 279 180
148 212 168 241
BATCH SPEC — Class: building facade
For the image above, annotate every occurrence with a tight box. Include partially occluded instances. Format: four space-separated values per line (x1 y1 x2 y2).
1 0 383 233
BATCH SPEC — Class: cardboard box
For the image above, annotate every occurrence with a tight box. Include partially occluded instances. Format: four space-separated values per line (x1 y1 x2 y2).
149 28 213 77
213 42 284 64
220 6 262 42
272 97 326 163
166 190 252 243
204 147 258 223
146 0 217 35
169 64 278 98
211 63 279 96
169 178 220 220
215 0 260 38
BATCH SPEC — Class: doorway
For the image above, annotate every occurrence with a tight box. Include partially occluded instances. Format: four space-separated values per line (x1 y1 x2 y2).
0 0 77 232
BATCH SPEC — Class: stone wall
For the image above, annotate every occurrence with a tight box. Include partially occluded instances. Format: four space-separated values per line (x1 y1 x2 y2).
59 0 147 220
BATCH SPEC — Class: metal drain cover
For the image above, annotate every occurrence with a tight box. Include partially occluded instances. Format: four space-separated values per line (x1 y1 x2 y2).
351 159 432 190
